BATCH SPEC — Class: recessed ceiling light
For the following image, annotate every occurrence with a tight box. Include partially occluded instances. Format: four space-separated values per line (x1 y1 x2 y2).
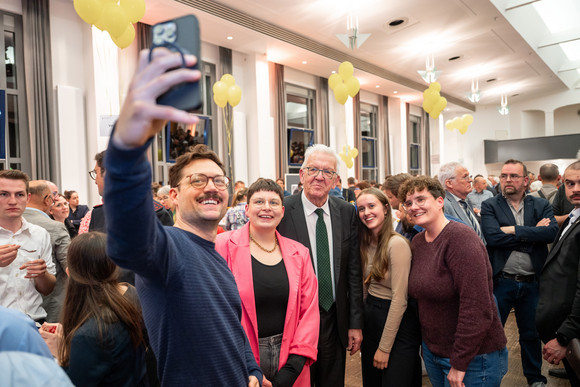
486 78 497 83
302 60 307 64
375 85 380 88
393 91 398 94
226 36 233 40
389 19 405 27
331 70 336 74
448 55 461 61
511 93 519 97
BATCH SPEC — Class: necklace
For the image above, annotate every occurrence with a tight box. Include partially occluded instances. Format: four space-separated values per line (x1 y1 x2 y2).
249 234 278 253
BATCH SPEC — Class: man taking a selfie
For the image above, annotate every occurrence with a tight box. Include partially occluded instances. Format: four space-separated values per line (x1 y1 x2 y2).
104 47 261 386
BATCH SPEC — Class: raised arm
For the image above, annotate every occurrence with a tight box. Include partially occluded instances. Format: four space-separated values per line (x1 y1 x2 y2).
104 48 201 279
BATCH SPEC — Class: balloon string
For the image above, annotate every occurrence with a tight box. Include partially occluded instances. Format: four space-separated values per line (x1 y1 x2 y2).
222 106 234 181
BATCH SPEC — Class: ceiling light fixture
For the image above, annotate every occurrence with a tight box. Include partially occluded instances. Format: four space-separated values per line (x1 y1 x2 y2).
336 14 371 50
467 79 480 103
302 60 307 64
417 55 441 84
498 95 509 115
226 36 233 40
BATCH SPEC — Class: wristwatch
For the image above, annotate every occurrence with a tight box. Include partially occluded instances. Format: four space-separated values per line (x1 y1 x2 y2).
556 331 569 347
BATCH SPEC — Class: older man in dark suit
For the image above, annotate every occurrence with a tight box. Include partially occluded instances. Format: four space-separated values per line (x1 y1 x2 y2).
277 144 364 387
481 159 558 387
536 160 580 386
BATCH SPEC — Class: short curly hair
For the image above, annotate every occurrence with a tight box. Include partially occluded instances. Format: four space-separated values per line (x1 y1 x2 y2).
398 176 445 204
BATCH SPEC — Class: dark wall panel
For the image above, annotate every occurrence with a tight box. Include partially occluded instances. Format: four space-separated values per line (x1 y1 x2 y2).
484 134 580 163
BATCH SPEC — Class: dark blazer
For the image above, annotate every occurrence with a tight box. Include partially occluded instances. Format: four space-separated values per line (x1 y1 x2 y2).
481 194 558 277
536 214 580 343
277 193 364 347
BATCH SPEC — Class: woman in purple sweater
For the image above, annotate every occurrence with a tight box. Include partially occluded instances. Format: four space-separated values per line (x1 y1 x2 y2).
398 176 507 387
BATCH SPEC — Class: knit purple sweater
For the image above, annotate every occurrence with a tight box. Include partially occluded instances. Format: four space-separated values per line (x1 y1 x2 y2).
408 221 506 371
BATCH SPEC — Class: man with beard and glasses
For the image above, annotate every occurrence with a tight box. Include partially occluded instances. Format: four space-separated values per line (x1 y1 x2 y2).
103 47 261 386
481 159 558 387
536 160 580 386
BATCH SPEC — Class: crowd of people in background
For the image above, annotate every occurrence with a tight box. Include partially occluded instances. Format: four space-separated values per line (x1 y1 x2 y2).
1 47 579 387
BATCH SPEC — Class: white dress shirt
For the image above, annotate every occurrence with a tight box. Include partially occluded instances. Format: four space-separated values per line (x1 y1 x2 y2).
301 191 336 301
0 218 54 320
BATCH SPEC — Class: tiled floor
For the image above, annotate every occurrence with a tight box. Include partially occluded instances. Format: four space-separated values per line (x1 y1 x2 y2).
345 312 570 386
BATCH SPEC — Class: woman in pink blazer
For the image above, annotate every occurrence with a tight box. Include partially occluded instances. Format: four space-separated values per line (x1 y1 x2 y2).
216 178 319 387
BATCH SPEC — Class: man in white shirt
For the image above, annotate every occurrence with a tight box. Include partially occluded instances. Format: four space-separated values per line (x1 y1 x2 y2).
0 170 55 323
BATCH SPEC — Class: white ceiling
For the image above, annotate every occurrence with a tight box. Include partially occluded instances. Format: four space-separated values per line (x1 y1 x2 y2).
141 0 579 113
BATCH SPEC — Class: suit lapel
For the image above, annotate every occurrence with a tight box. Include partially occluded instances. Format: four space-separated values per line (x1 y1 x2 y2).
545 217 579 267
289 196 313 259
329 197 342 286
523 196 534 226
448 196 470 225
497 196 517 224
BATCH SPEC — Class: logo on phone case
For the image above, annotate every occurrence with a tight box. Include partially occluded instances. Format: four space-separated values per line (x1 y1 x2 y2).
152 22 177 45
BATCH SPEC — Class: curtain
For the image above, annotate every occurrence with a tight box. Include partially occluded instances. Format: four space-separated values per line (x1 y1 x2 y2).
136 22 152 50
316 76 329 145
353 93 361 179
273 63 286 179
22 0 56 181
379 95 389 178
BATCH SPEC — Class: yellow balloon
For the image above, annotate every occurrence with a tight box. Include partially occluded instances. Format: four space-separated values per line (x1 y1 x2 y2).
346 160 354 169
74 0 103 25
220 74 236 88
338 61 354 80
111 23 135 49
349 147 359 158
102 3 130 38
430 97 447 118
459 125 468 135
345 76 360 98
445 120 454 130
328 73 342 90
463 114 474 126
214 94 227 108
227 85 242 107
333 83 348 105
120 0 145 23
429 82 441 93
94 13 107 31
212 81 228 98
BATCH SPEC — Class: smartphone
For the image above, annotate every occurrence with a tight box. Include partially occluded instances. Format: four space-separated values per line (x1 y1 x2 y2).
151 15 202 111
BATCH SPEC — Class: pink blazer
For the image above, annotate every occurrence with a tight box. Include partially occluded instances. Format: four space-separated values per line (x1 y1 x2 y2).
215 223 319 387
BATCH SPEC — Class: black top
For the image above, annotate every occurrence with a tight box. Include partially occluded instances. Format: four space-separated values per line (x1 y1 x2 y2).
252 255 289 338
68 204 89 229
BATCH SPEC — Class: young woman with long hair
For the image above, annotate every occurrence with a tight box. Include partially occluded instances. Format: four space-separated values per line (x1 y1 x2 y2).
356 187 422 386
40 232 147 386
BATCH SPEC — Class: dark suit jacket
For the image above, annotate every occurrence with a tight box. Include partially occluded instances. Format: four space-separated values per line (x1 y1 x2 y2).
536 214 580 343
277 193 364 347
481 194 558 277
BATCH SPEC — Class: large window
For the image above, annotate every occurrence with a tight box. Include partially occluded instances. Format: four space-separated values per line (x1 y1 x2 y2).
286 84 316 173
360 103 377 182
152 62 216 184
0 12 29 173
408 115 421 176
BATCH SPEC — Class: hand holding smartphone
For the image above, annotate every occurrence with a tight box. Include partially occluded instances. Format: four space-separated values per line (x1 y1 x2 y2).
151 15 202 111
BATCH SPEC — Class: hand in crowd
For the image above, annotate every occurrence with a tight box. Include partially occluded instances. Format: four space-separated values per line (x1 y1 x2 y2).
500 226 515 234
473 207 481 215
542 338 566 365
0 244 19 267
535 217 551 227
261 376 272 387
248 375 260 387
39 322 63 360
447 367 466 387
373 349 389 370
113 48 200 150
347 328 362 355
19 259 48 279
